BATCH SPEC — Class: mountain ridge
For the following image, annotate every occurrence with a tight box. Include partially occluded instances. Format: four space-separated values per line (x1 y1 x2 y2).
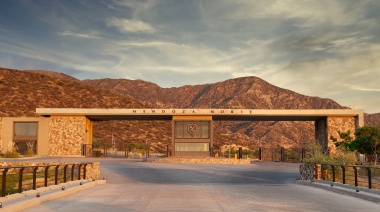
82 76 346 110
1 67 378 152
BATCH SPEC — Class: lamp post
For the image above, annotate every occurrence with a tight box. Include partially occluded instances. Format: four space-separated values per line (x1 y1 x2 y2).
228 143 231 158
257 137 261 149
112 133 116 156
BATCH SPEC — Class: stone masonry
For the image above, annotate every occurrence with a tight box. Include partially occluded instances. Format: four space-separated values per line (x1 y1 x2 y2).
315 116 357 153
327 116 356 153
48 116 92 156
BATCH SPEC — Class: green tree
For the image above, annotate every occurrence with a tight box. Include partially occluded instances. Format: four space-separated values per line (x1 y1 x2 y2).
350 126 380 165
92 140 102 149
330 130 353 150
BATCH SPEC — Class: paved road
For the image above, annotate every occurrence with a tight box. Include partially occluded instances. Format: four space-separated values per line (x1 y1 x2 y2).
11 157 380 211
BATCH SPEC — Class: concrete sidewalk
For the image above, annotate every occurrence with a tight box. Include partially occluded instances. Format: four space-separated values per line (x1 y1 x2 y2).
296 180 380 203
0 180 106 212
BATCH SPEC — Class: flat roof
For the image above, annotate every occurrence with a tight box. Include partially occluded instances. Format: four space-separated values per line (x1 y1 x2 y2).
36 108 364 124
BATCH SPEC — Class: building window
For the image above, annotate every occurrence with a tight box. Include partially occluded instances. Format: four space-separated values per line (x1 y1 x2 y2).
13 122 38 155
175 143 209 151
14 122 38 136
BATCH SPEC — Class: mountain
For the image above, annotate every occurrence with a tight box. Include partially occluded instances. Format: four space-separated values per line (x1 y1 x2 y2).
0 68 144 117
1 67 379 153
0 68 173 152
26 70 80 82
82 77 345 110
365 113 380 127
82 77 347 150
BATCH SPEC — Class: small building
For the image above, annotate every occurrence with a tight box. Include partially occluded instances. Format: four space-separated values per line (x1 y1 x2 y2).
0 117 50 155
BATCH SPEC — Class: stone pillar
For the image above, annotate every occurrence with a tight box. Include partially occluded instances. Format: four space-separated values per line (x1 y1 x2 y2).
315 117 328 152
315 116 358 154
48 115 92 156
326 116 356 153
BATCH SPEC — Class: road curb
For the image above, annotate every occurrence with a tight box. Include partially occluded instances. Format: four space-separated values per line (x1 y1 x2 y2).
0 180 106 212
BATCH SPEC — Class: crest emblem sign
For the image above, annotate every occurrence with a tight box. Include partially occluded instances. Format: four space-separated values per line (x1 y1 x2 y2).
187 123 197 135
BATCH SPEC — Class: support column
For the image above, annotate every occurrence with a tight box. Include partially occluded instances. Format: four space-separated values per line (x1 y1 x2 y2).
315 117 328 153
48 116 92 156
326 116 356 153
315 116 358 154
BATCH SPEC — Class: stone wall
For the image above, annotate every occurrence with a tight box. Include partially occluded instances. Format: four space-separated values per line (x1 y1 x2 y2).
86 162 100 180
48 116 89 156
299 164 315 181
327 116 356 153
146 157 253 164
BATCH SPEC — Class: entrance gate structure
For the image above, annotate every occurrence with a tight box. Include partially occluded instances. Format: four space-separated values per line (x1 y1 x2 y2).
36 108 364 157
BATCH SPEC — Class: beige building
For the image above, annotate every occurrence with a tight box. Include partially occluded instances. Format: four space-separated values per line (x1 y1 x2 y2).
0 108 364 157
0 117 50 155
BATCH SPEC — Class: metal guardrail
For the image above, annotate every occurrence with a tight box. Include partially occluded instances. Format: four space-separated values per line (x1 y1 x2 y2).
300 164 380 190
0 163 92 197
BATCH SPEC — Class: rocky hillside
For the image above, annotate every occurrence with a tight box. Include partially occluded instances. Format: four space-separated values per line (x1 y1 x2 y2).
365 113 380 126
2 67 378 153
0 68 146 117
83 77 380 150
83 77 345 110
26 70 80 82
83 77 346 150
0 68 171 152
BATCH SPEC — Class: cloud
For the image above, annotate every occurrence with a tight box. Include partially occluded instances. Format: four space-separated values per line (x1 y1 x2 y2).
1 0 380 113
106 18 156 33
0 27 8 33
348 85 380 92
201 0 369 28
59 31 101 39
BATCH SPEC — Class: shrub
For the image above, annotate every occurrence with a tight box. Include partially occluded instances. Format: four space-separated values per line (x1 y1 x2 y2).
303 140 358 165
26 141 35 157
93 150 103 157
4 141 20 158
4 151 20 158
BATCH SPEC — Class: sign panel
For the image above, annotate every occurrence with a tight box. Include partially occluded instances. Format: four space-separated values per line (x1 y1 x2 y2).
187 123 197 135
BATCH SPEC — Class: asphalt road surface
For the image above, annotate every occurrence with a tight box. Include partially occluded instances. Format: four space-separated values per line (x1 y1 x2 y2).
13 157 380 211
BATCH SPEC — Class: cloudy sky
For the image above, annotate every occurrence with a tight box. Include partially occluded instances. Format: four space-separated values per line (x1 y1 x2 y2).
0 0 379 113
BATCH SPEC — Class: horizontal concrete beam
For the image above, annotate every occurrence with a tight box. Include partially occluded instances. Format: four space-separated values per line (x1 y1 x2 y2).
36 108 363 122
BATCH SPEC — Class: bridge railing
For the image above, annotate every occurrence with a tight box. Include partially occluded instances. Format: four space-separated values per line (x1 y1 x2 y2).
0 163 93 197
299 164 380 190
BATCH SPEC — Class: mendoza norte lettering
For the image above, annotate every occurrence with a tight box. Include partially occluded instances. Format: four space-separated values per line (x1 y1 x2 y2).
131 109 253 114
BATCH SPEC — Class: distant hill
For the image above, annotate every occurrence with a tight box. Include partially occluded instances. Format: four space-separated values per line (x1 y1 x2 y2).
1 67 379 153
365 113 380 126
82 77 347 149
82 77 345 109
0 68 144 117
26 70 80 82
0 68 172 152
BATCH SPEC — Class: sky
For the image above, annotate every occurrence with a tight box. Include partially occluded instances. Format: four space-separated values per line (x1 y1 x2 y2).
0 0 379 113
